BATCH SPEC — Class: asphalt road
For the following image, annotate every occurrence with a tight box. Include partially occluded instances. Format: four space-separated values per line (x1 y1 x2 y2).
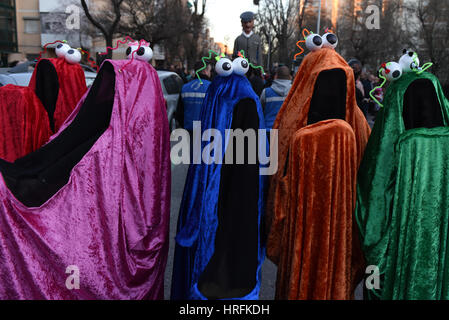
163 153 364 300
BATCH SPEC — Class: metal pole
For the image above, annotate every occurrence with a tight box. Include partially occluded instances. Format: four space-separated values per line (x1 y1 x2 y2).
317 0 322 34
267 35 271 70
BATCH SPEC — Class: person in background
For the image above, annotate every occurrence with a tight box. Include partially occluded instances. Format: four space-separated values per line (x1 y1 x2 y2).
233 11 262 66
248 67 265 96
175 61 212 134
348 58 368 117
260 65 292 130
175 63 188 83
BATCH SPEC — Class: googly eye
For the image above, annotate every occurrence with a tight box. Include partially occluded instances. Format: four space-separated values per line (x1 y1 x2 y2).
65 48 82 64
215 58 233 77
232 57 249 76
126 45 153 62
321 33 338 49
399 50 419 73
382 62 402 81
305 33 323 52
126 45 138 59
55 43 71 58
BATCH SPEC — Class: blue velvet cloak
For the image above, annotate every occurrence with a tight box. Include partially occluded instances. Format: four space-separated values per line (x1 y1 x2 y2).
171 73 267 300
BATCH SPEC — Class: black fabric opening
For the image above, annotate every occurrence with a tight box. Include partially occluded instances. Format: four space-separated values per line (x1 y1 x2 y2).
403 78 443 130
198 98 260 299
34 59 59 131
0 62 115 207
307 69 347 125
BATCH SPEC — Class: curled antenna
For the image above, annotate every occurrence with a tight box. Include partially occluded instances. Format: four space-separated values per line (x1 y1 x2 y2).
99 36 137 56
239 50 265 75
36 40 67 61
417 62 433 75
294 28 311 60
79 48 99 72
120 39 147 72
196 50 220 84
99 36 148 72
369 68 387 108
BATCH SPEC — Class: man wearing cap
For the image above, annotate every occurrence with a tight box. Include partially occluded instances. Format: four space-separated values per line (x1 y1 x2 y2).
233 11 262 66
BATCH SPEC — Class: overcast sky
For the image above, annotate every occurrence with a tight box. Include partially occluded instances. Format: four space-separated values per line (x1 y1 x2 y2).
206 0 259 51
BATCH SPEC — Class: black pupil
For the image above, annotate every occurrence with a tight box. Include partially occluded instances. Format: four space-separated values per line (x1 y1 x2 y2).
223 62 231 71
393 70 401 78
313 35 322 46
241 60 248 68
326 34 337 44
57 44 63 49
126 47 131 55
137 47 145 56
67 49 74 54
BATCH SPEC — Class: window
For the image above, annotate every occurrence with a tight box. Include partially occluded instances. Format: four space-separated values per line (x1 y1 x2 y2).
24 17 40 34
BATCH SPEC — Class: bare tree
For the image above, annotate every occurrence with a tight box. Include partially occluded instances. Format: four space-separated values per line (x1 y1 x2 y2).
118 0 190 45
412 0 449 84
257 0 299 66
337 0 404 71
80 0 124 59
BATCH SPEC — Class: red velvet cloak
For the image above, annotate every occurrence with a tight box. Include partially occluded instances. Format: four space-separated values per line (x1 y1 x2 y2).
29 58 87 132
0 85 52 162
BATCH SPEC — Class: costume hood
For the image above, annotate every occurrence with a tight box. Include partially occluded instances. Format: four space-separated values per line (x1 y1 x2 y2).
266 47 371 299
29 58 87 132
271 79 292 97
0 85 52 162
0 59 171 299
172 73 267 300
355 70 449 299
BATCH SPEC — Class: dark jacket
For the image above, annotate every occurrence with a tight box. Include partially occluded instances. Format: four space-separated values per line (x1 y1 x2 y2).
233 33 262 66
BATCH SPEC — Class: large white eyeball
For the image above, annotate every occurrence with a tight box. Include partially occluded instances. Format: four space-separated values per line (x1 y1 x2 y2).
322 33 338 49
55 43 71 58
126 45 153 62
65 48 82 64
305 33 323 51
232 57 249 76
399 49 419 73
215 58 233 76
381 61 402 81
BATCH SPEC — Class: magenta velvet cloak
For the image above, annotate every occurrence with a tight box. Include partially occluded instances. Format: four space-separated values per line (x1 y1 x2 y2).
0 59 171 299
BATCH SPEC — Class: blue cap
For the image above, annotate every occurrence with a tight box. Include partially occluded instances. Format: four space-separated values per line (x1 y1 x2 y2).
240 11 255 22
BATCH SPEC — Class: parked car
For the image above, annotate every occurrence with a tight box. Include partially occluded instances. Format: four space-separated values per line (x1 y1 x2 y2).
0 63 97 88
157 70 184 132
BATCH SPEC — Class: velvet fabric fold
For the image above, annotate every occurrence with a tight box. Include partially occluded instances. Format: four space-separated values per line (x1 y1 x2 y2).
29 58 87 132
0 60 171 299
171 74 267 300
0 85 52 162
275 119 363 299
266 48 371 300
355 71 449 299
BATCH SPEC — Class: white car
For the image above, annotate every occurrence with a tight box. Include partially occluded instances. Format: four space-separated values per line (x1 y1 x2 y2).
156 70 184 132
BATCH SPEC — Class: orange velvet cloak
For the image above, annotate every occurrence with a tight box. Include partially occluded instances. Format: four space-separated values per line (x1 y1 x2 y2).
266 48 371 299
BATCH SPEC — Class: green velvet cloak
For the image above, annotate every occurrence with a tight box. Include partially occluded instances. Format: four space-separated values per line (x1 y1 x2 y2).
355 71 449 299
